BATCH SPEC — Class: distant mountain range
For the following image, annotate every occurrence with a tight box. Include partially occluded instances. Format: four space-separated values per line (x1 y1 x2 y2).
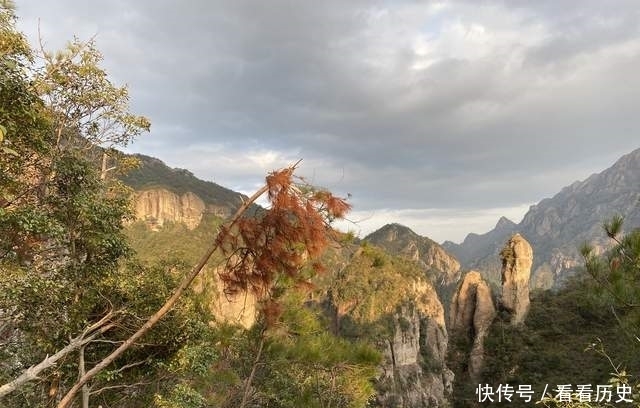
443 147 640 288
123 147 640 289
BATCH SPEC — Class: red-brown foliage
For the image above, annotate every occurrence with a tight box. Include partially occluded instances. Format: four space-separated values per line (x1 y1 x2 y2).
216 167 351 324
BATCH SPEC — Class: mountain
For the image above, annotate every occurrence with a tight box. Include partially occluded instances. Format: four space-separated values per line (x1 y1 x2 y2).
365 223 461 287
443 216 517 267
442 216 517 288
445 147 640 288
125 157 460 408
122 154 253 213
121 154 259 229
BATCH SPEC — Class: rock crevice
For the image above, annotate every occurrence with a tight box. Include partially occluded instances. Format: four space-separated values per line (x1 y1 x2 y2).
449 271 495 381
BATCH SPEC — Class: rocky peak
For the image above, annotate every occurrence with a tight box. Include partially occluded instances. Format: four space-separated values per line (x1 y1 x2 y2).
365 224 461 287
499 234 532 325
495 216 516 231
449 271 495 381
442 221 518 288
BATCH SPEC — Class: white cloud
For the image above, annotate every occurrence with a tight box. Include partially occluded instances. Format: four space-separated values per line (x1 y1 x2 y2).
13 0 640 241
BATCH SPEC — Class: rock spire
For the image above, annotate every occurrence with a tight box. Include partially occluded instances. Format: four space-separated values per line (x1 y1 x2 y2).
499 233 533 325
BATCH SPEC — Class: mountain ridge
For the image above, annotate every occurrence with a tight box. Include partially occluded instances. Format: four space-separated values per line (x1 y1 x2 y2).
364 223 461 288
121 154 252 214
444 147 640 287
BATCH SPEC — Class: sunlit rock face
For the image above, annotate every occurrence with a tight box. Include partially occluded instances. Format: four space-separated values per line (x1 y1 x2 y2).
449 271 496 381
134 188 206 230
376 281 454 408
500 234 532 325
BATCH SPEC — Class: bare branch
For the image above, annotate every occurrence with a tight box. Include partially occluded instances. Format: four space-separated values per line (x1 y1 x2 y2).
112 359 148 374
0 315 116 398
88 380 153 397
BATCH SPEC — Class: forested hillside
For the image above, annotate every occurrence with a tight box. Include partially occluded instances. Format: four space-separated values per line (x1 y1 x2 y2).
0 5 451 407
4 3 640 408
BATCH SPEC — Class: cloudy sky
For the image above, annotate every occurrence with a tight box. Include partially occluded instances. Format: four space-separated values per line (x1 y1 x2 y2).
14 0 640 243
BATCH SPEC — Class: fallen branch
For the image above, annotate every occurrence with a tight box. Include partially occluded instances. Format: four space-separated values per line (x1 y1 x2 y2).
56 178 271 408
0 311 116 398
57 161 350 407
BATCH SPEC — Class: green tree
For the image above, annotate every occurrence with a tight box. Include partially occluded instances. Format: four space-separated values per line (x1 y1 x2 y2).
0 4 162 406
2 5 375 408
34 35 150 178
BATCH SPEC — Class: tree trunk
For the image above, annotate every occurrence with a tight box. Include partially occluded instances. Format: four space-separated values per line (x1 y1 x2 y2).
100 152 108 181
56 184 269 408
239 327 266 408
79 345 89 408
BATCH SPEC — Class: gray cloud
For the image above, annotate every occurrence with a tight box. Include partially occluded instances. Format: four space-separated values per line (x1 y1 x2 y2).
15 0 640 241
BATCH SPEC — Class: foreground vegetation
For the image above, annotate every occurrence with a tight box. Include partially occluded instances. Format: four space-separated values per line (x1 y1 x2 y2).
2 4 447 406
0 4 381 406
450 220 640 407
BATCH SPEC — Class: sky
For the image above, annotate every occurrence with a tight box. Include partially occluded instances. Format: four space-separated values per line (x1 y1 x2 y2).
14 0 640 243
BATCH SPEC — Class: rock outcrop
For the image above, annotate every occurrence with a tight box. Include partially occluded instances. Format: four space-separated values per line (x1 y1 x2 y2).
443 148 640 288
331 245 454 407
134 188 206 230
449 271 495 381
378 281 454 408
499 234 532 325
122 154 253 220
365 223 461 287
203 266 257 328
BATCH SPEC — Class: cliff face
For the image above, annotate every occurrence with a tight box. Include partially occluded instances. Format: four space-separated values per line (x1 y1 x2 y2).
323 245 454 407
444 147 640 287
377 281 454 408
366 223 461 287
122 154 251 217
449 271 495 381
134 189 207 230
196 265 256 328
499 234 532 325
